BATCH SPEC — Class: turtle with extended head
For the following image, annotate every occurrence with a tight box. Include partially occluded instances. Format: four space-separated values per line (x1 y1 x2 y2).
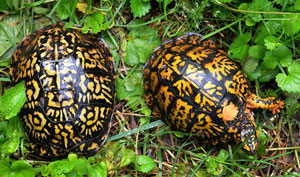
143 33 284 153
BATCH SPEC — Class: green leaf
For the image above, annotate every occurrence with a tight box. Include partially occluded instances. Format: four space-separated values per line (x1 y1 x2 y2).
245 13 262 26
57 0 70 20
263 51 278 69
68 153 78 161
274 45 293 67
72 158 88 175
116 70 143 102
228 33 251 61
205 156 223 175
276 63 300 93
130 0 151 17
282 14 300 36
32 7 49 14
244 57 259 73
248 0 273 12
285 93 300 116
0 81 26 120
0 15 22 58
124 20 161 65
6 115 25 139
258 68 279 82
11 160 35 177
120 148 135 167
82 12 109 34
247 65 262 81
216 149 229 162
263 45 292 69
296 0 300 11
264 21 282 35
264 36 282 50
89 162 107 177
1 130 19 154
140 100 152 116
249 45 265 58
135 155 156 173
0 159 11 176
238 3 248 10
48 160 75 176
41 164 49 176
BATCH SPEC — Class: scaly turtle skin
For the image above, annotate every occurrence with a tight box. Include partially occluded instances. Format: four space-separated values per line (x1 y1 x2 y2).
144 33 284 153
10 23 115 159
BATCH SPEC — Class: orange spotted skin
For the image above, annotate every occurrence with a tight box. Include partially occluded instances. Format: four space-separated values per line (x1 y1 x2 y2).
10 23 115 159
144 33 284 153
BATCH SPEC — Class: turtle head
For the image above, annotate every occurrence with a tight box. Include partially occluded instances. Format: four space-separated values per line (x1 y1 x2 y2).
236 112 259 153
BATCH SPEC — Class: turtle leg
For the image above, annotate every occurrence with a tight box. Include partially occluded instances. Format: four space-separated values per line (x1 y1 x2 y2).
246 93 284 114
234 112 259 153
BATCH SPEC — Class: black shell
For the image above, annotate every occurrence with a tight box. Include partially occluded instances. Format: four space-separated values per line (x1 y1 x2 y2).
10 23 115 159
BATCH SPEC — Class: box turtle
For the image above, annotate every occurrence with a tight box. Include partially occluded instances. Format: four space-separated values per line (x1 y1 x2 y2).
10 23 115 159
144 33 284 153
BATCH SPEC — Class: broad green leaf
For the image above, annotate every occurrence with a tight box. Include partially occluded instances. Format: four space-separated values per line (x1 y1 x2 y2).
0 135 6 149
89 162 107 177
247 65 262 81
275 0 284 5
1 130 19 154
135 155 156 173
116 70 144 102
0 121 8 134
245 14 262 26
263 51 278 69
216 149 229 162
124 21 160 65
296 0 300 11
10 160 35 177
0 0 8 12
82 12 109 34
276 63 300 93
68 153 78 161
0 81 26 120
130 0 151 17
274 45 293 67
258 68 279 82
124 40 141 65
0 15 21 57
120 148 135 167
285 93 300 116
248 0 274 12
238 3 248 10
264 36 282 50
206 156 223 175
6 115 24 139
32 7 49 14
249 45 265 58
282 14 300 36
57 0 70 20
48 160 75 176
264 21 282 35
124 72 143 92
0 159 11 176
140 100 152 116
41 164 49 176
72 158 89 176
228 33 251 61
263 45 292 69
244 57 259 73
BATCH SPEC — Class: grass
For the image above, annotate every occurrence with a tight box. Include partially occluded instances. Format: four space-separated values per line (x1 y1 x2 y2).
0 0 300 176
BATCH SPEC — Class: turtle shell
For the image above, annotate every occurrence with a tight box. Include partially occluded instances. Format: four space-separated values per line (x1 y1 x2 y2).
10 23 115 159
144 33 253 145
